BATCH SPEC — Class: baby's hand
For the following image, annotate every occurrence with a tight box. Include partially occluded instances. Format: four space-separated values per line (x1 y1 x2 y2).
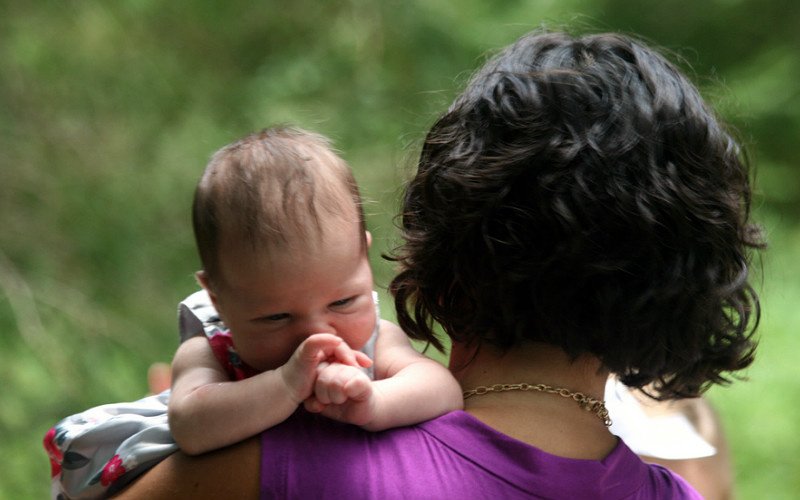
280 333 372 404
304 362 377 427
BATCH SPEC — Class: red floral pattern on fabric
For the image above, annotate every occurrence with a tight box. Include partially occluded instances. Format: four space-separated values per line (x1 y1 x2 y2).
43 427 63 477
207 329 259 381
100 454 126 486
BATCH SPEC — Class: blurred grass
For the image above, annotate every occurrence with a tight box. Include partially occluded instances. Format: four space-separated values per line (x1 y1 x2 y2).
1 1 798 498
707 209 800 500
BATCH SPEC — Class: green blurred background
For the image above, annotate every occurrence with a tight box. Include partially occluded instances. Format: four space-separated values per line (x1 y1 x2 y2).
2 1 798 498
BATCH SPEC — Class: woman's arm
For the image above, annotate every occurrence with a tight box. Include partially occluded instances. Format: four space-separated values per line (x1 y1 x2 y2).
111 437 261 499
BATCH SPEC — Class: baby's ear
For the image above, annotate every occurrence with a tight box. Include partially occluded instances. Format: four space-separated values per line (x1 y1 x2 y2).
365 230 372 249
195 270 219 306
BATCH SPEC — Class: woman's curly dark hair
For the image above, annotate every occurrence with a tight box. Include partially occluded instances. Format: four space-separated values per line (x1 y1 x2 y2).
389 31 764 399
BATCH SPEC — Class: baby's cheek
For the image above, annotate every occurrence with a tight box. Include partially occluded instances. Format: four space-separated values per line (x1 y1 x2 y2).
347 311 377 351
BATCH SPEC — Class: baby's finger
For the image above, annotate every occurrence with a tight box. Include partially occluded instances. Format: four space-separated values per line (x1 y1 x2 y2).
315 363 353 405
295 333 343 367
330 342 362 367
343 373 372 402
354 350 373 368
313 364 338 404
303 396 326 414
330 343 373 369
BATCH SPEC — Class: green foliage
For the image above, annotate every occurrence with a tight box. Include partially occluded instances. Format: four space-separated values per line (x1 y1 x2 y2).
1 1 798 498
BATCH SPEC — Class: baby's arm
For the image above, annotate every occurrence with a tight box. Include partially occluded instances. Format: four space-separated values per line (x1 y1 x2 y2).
168 333 369 455
307 319 463 431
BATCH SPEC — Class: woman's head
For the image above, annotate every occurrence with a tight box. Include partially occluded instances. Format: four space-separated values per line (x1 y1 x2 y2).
390 31 763 398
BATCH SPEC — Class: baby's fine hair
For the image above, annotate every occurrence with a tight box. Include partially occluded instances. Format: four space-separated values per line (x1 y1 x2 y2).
193 126 366 286
390 31 764 398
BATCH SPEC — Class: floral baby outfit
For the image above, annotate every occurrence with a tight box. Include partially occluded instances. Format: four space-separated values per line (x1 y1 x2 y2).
43 290 378 499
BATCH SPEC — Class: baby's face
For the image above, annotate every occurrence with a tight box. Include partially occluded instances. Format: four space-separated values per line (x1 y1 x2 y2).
210 225 376 372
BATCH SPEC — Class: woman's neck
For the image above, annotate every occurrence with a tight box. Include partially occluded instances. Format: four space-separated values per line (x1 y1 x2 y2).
451 341 608 397
450 341 617 459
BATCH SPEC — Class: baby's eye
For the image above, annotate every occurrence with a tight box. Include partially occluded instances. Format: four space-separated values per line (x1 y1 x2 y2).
329 297 355 308
262 313 290 322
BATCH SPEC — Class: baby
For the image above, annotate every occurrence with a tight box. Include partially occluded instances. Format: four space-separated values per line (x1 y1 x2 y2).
168 126 463 454
44 126 462 498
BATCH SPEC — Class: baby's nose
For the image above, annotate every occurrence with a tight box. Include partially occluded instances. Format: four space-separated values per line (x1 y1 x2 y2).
297 315 335 337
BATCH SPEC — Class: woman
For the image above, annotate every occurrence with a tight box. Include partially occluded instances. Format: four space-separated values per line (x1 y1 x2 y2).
116 30 761 499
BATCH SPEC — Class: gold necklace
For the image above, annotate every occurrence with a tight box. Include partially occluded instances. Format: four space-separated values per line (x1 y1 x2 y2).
463 383 612 427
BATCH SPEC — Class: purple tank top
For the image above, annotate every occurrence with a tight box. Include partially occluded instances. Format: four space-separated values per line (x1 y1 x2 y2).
260 409 701 499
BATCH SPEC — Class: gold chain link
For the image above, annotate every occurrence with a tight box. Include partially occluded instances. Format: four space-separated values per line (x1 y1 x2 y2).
463 383 612 427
